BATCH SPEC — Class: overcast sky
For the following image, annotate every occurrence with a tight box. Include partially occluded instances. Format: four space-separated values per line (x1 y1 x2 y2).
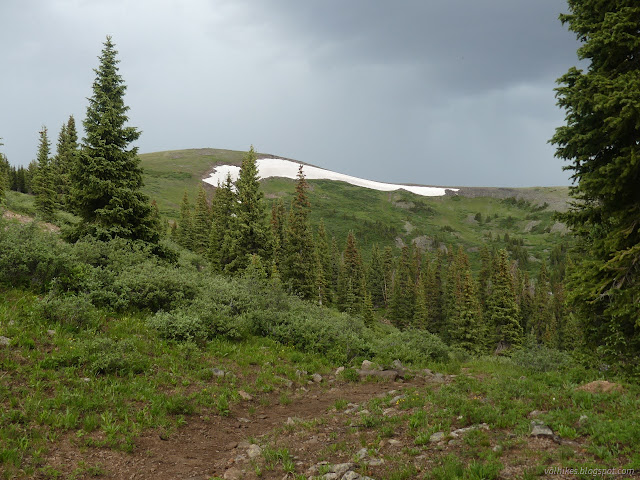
1 0 580 187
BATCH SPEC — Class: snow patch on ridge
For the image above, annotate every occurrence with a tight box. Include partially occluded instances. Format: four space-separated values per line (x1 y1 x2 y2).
203 158 458 197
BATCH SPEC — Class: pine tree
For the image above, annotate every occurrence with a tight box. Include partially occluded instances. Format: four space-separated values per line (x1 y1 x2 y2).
270 198 287 270
337 231 365 313
0 140 7 204
70 36 158 243
389 245 415 329
424 256 444 334
192 184 212 253
413 274 429 329
226 146 271 272
531 262 554 344
382 246 394 307
209 174 236 272
32 127 56 221
177 191 193 249
367 244 386 308
315 221 333 304
450 270 484 353
53 115 78 209
282 165 316 298
551 1 640 367
149 199 164 237
487 249 523 350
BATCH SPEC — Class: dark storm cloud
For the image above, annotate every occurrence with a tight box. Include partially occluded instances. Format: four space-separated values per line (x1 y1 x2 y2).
240 0 577 94
0 0 580 187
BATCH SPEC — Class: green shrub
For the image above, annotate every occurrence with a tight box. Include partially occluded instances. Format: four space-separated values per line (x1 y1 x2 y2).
0 221 82 292
36 293 100 331
374 329 450 366
149 311 207 344
81 337 148 375
510 341 577 373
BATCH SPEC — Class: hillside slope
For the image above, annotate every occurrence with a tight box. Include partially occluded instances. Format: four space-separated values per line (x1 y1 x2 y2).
140 148 571 272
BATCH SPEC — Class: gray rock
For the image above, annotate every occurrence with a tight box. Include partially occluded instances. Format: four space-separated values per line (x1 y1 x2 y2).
335 366 345 375
330 462 355 477
312 373 323 383
388 439 402 446
431 373 445 383
247 444 262 459
223 467 243 480
211 368 226 377
357 369 398 381
492 445 503 453
366 458 384 466
275 375 293 387
361 360 375 370
286 416 300 426
238 390 252 401
355 447 368 460
578 415 588 426
382 407 397 416
342 472 362 480
422 368 433 376
390 394 405 405
530 420 554 438
0 336 10 347
429 431 445 443
528 410 544 418
47 329 56 336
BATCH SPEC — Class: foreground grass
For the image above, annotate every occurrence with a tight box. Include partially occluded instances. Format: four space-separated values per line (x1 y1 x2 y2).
2 286 638 479
0 289 331 479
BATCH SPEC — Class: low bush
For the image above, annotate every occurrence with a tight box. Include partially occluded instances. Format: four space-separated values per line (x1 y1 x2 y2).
374 329 451 366
149 311 207 344
36 293 100 331
510 341 577 373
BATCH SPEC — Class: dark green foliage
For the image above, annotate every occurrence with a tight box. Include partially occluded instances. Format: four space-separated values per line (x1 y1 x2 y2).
0 221 80 292
449 270 484 353
149 311 207 344
337 231 366 314
192 184 211 253
177 190 193 249
487 249 523 350
0 139 7 203
270 197 287 270
282 165 316 298
209 173 235 272
70 36 158 244
389 245 415 328
32 127 57 221
374 329 450 365
52 115 79 209
315 221 333 305
551 1 640 369
511 337 577 373
226 146 271 272
36 293 100 331
367 244 386 308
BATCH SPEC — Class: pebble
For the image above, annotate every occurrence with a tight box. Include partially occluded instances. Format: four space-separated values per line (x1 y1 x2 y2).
237 390 252 401
0 336 10 347
429 431 445 443
312 373 323 383
247 444 262 459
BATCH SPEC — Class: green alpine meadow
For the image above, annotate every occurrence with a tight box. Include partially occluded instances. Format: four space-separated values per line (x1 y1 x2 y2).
1 1 639 479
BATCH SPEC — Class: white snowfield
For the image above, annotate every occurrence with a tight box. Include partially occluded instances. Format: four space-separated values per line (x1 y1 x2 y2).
203 158 458 197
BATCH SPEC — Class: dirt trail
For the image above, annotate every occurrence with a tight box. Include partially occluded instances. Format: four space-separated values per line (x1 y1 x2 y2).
44 378 424 479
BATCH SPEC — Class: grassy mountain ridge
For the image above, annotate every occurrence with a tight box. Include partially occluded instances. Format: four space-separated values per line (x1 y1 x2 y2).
140 148 571 273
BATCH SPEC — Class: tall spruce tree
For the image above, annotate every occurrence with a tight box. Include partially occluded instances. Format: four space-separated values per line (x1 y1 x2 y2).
0 141 6 204
270 198 287 270
177 191 194 250
209 174 236 272
389 245 416 329
283 165 316 298
367 244 386 308
32 127 56 221
315 221 333 304
337 231 365 313
551 1 640 367
487 249 523 350
226 146 270 272
53 115 78 209
450 270 484 353
192 184 212 253
70 36 157 243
